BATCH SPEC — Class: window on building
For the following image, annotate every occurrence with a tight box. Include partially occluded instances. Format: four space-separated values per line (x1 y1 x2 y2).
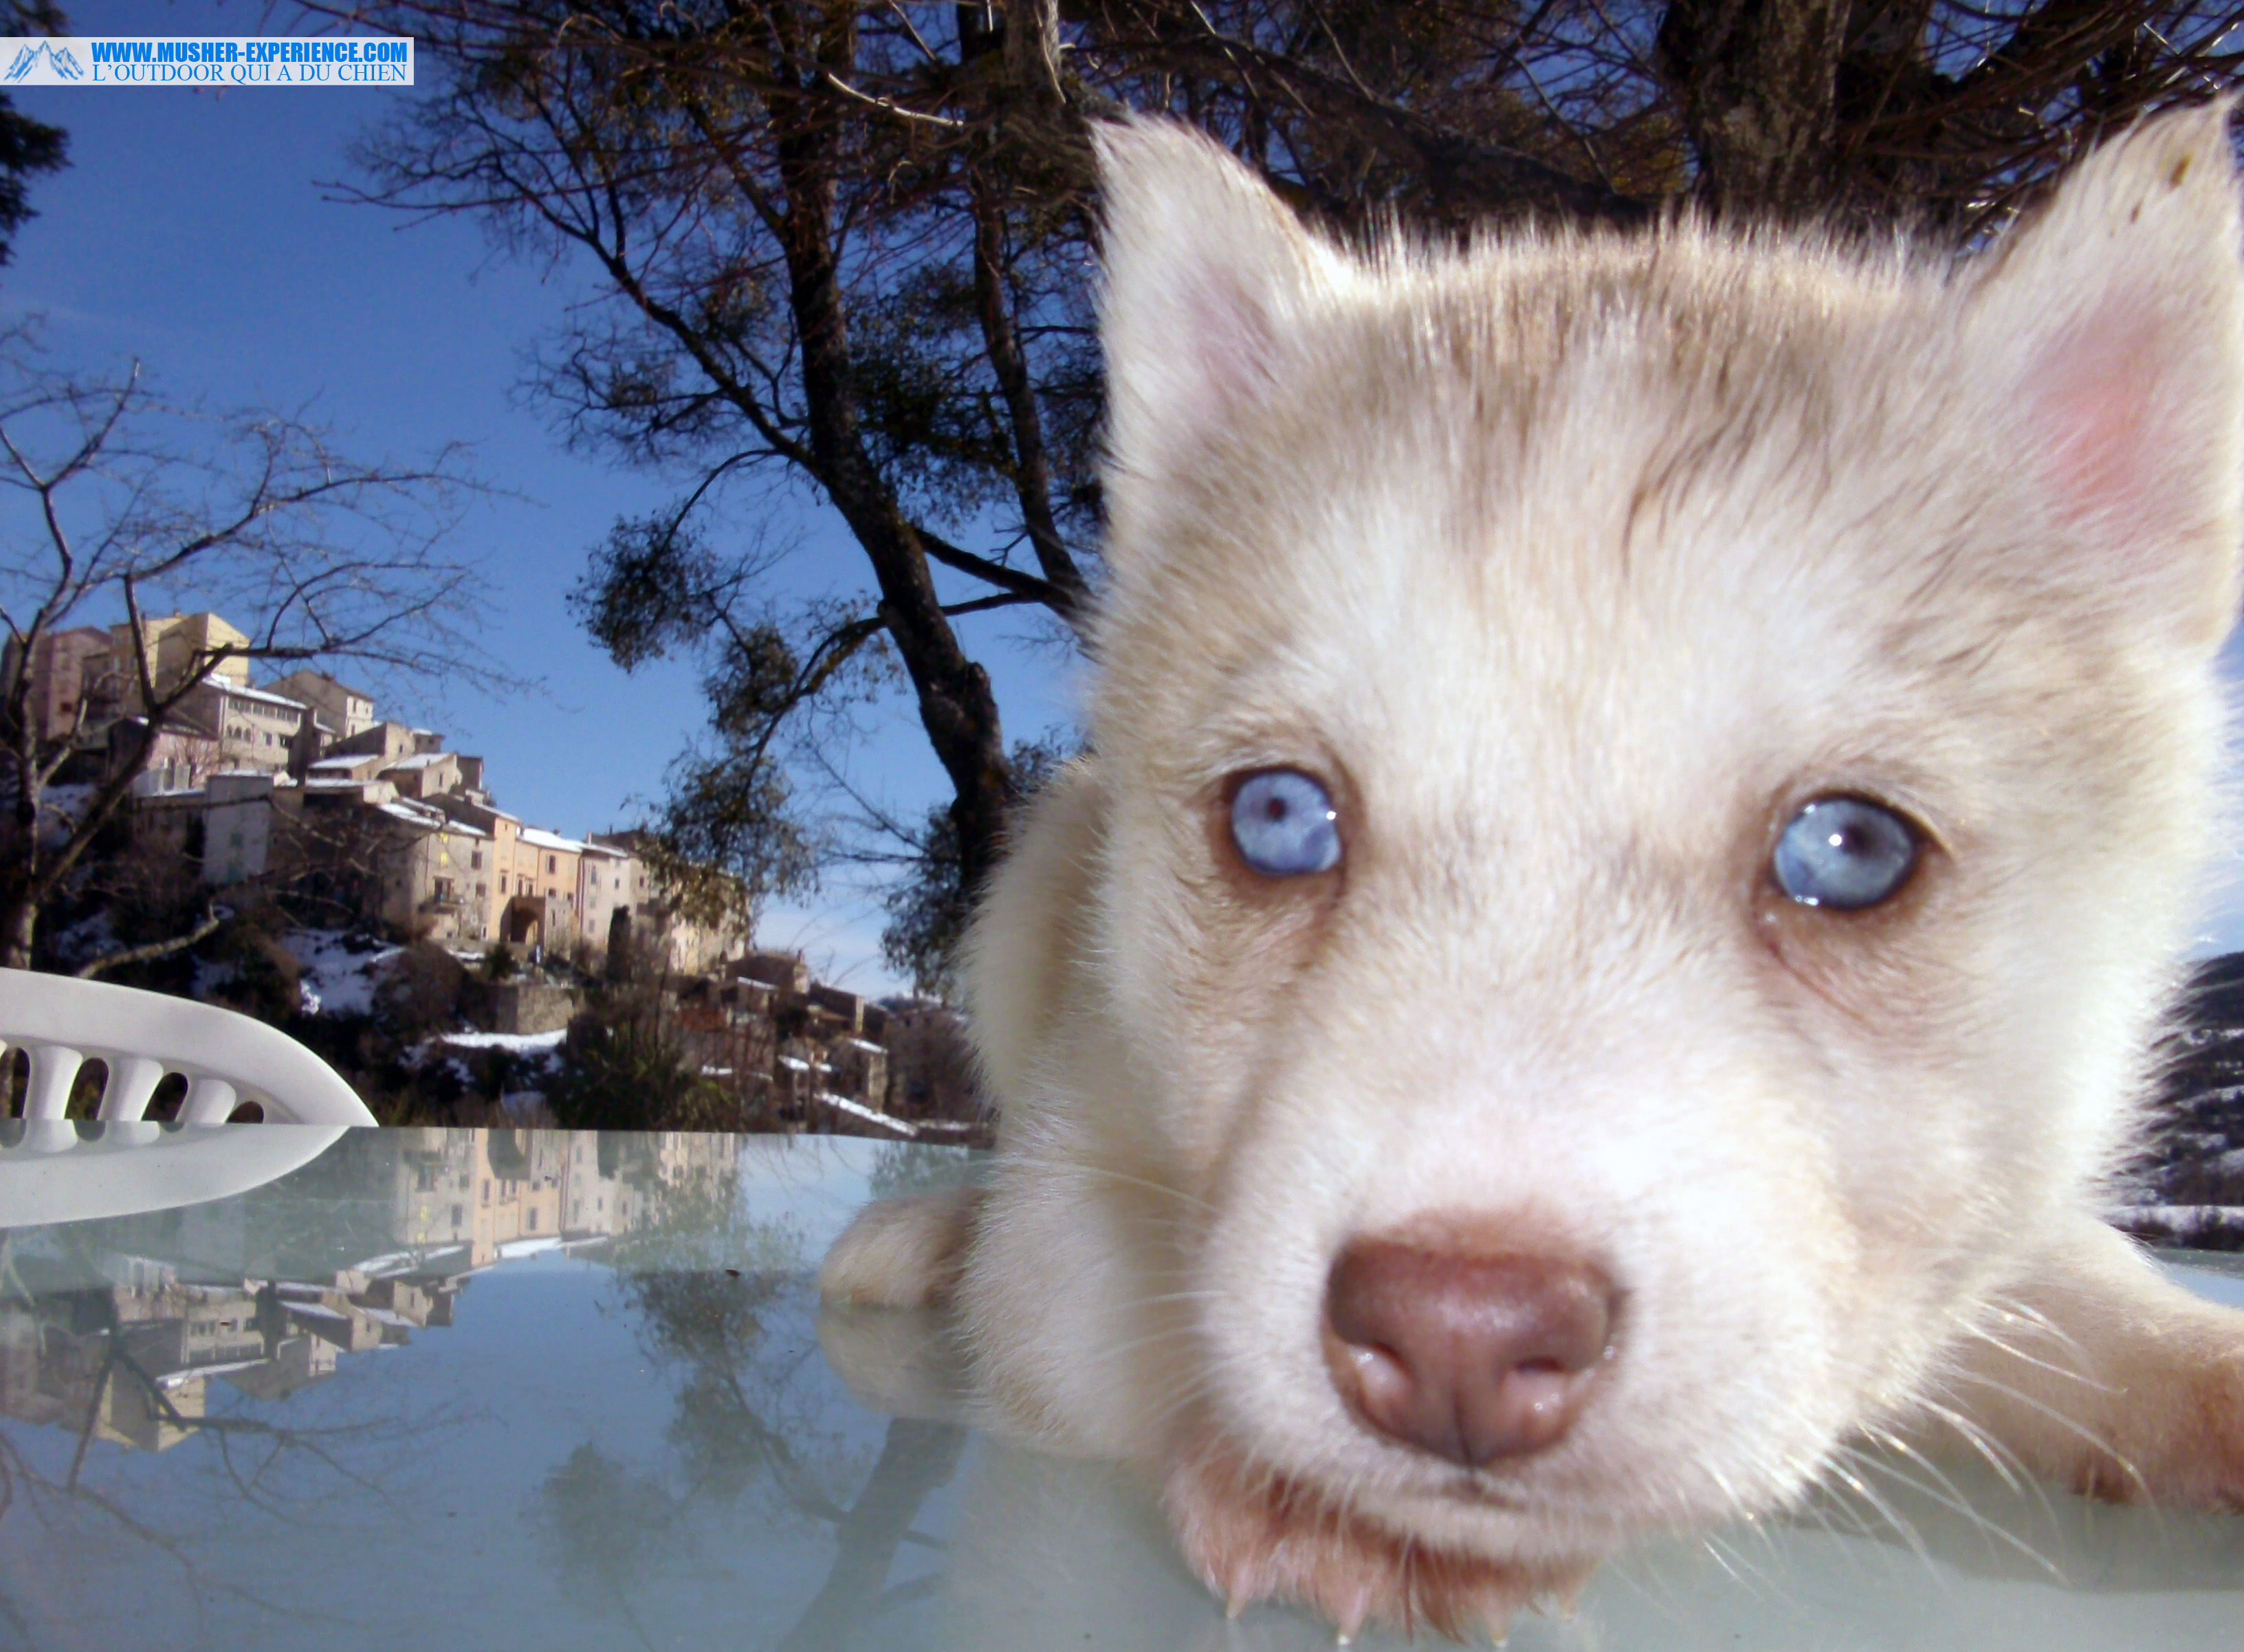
526 1210 538 1233
471 850 482 870
547 855 557 874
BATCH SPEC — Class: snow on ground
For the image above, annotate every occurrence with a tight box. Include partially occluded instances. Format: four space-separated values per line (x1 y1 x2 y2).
432 1028 568 1055
45 910 113 969
286 929 402 1016
36 784 99 843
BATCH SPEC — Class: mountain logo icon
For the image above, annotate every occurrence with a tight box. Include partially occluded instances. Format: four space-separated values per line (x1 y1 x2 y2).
4 41 83 82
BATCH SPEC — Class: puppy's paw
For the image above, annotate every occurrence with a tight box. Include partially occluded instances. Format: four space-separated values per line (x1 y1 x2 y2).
1937 1222 2244 1514
818 1186 985 1308
817 1300 976 1421
1161 1433 1594 1643
2069 1341 2244 1511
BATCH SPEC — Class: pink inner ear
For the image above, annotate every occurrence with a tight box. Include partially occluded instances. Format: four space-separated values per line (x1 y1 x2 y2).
2031 314 2164 529
1174 265 1279 430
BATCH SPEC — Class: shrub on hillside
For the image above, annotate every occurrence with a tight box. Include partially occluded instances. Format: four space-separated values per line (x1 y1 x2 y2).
377 941 467 1037
204 905 302 1026
547 1006 744 1133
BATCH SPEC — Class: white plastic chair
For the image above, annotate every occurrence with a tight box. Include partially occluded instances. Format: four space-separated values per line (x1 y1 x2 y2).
0 969 374 1229
0 967 375 1125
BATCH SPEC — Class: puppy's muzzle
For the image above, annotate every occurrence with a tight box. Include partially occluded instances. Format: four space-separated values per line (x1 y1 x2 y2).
1324 1240 1616 1467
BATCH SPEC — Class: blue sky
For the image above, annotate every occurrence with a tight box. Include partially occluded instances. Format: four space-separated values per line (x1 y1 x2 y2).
12 2 2244 984
7 0 1082 992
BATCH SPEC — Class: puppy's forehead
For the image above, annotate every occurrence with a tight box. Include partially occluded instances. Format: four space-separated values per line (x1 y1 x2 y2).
1108 256 1935 783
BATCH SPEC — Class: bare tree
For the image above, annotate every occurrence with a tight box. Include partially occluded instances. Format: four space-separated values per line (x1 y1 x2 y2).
0 342 489 969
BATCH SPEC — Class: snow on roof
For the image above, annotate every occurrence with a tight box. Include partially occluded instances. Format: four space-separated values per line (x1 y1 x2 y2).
377 800 448 829
580 841 630 860
386 752 452 770
518 827 585 853
157 1357 272 1387
382 806 492 841
436 1028 566 1054
820 1094 919 1138
310 756 368 769
223 681 311 711
347 1251 420 1277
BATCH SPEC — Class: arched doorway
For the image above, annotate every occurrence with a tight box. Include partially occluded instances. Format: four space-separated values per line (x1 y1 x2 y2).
503 897 542 948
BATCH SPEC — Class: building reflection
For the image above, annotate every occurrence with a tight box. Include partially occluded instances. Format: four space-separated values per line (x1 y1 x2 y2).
0 1127 738 1451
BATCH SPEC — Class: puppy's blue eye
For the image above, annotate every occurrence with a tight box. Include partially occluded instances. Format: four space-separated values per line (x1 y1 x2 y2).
1229 769 1341 877
1772 796 1918 910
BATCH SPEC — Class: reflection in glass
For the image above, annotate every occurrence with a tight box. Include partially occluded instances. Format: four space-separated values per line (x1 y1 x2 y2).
9 1131 2241 1651
0 1129 976 1651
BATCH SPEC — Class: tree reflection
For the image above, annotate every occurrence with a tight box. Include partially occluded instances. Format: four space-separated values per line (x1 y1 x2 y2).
549 1145 969 1648
536 1443 679 1652
0 1224 470 1638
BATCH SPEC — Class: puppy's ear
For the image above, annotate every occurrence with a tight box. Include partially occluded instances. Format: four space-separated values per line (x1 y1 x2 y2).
1093 119 1334 510
1964 102 2244 652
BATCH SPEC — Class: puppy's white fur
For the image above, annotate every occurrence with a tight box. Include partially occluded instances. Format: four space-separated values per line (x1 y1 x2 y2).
822 106 2244 1636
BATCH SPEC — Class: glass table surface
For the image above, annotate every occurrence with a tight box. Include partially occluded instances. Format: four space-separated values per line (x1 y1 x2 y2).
3 1125 2244 1651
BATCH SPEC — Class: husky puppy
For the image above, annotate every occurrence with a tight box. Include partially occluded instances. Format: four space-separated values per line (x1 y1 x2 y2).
823 105 2244 1638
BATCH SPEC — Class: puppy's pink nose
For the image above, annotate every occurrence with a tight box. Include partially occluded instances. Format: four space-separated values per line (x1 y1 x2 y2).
1324 1240 1614 1467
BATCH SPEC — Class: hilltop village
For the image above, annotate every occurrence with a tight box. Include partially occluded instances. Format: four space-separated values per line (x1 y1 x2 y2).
20 610 718 967
12 613 977 1141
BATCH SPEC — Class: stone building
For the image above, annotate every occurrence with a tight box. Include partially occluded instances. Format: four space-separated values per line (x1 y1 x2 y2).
512 828 584 954
267 668 377 740
369 800 492 945
6 624 111 742
176 677 318 775
125 721 222 797
99 611 251 708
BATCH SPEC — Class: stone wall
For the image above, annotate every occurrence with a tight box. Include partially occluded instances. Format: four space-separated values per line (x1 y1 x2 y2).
491 982 580 1036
